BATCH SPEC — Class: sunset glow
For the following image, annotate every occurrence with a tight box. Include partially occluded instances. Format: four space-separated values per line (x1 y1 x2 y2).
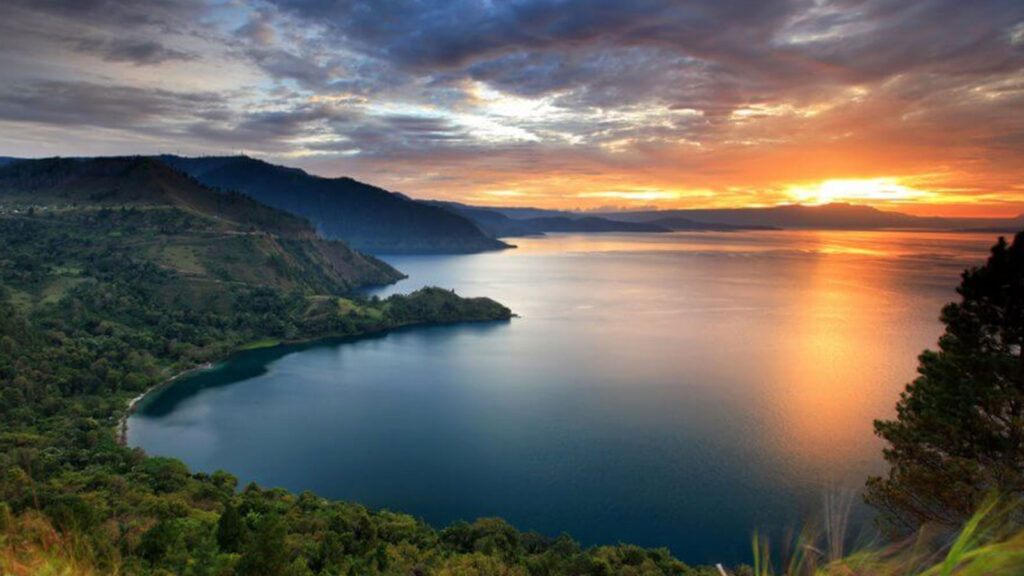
0 1 1021 217
3 2 1024 568
785 179 935 206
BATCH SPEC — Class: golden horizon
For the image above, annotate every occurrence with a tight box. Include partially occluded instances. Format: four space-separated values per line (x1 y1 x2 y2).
404 173 1024 219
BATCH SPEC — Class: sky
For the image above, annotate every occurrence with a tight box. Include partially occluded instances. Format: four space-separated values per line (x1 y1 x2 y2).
0 0 1022 216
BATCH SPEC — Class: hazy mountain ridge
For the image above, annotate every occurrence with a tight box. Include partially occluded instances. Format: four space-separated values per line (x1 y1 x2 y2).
639 216 777 232
158 155 511 255
424 200 675 236
597 203 1024 231
516 216 672 233
4 156 1017 240
454 201 1021 232
427 200 1015 235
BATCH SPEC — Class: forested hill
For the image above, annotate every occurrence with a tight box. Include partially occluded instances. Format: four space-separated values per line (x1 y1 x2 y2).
0 156 403 292
0 154 711 576
0 156 598 576
159 155 511 255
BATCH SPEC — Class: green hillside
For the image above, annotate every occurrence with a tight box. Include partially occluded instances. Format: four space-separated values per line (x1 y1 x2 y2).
1 157 1021 576
0 157 723 576
0 157 405 294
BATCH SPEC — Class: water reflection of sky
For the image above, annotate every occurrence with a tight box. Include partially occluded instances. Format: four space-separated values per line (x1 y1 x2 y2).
130 230 1000 565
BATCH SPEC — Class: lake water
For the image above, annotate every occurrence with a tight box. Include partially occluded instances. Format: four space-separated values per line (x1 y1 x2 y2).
128 230 1001 564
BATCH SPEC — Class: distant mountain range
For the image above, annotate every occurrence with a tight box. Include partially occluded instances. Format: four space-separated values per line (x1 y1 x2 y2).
594 203 1024 232
459 202 1023 234
425 201 771 236
1 155 1019 252
423 201 669 236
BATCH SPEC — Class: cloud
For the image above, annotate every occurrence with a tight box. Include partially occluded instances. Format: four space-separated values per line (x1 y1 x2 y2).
236 10 278 47
74 38 197 65
0 81 224 129
8 0 207 30
0 0 1022 214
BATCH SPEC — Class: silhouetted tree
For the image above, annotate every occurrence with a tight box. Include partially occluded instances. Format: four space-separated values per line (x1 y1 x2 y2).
867 232 1024 531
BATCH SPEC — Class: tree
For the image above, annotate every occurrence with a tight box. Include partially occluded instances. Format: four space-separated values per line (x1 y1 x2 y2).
216 503 245 553
867 231 1024 531
237 513 289 576
138 519 182 565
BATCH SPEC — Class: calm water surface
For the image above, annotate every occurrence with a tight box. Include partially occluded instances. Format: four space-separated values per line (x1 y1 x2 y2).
129 230 1000 564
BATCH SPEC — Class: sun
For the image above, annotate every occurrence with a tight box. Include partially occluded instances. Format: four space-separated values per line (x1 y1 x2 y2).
785 178 934 205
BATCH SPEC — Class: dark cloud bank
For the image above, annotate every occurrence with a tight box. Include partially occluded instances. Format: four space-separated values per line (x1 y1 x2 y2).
0 0 1021 210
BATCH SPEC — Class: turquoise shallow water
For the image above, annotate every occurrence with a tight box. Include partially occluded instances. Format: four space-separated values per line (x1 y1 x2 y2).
129 230 999 564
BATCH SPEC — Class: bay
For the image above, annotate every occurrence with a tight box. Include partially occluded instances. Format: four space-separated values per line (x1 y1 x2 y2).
128 230 999 564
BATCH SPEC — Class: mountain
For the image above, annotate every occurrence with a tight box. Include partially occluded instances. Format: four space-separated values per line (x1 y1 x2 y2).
636 216 776 231
960 213 1024 232
601 203 1023 231
601 203 939 229
427 201 774 236
427 203 541 237
0 156 403 292
514 216 671 233
0 157 19 167
158 155 510 254
0 155 519 576
440 201 1022 235
425 201 670 236
476 206 579 220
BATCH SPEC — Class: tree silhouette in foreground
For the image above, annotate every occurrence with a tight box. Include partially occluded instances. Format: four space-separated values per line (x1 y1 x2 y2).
867 231 1024 531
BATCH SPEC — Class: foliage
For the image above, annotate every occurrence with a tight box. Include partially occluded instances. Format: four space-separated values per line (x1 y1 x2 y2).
734 498 1024 576
5 156 1019 575
0 162 713 576
866 232 1024 531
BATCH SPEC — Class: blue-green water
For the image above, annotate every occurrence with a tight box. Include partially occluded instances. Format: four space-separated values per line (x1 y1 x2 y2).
128 230 998 564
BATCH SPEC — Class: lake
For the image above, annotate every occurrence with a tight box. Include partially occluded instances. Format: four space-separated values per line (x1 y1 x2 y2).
128 229 1000 565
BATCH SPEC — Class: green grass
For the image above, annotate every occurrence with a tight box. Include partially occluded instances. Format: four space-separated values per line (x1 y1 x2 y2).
361 306 385 321
735 498 1024 576
156 243 206 275
39 276 86 305
336 297 359 313
3 288 32 312
1 508 113 576
238 338 282 350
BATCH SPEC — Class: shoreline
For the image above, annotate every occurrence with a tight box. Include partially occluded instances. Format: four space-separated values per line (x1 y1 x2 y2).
116 361 216 446
115 316 513 447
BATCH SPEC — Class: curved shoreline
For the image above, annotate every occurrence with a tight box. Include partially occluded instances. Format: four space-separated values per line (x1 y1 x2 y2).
115 332 361 447
116 316 514 447
117 361 216 446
